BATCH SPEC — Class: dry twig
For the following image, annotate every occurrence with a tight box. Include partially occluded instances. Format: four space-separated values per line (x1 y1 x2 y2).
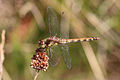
34 72 39 80
0 30 5 80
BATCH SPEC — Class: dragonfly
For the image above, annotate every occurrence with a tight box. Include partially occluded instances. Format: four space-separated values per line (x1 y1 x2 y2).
30 7 100 72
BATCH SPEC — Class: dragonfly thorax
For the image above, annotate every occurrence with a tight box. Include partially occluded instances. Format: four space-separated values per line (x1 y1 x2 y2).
38 36 60 49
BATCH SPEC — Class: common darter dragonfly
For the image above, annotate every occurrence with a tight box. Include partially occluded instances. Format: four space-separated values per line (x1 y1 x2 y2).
30 7 100 72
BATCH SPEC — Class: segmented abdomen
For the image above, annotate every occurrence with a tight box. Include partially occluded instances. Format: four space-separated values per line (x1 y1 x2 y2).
59 37 100 44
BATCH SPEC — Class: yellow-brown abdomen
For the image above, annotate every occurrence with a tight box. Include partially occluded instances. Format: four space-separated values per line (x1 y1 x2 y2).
60 37 100 43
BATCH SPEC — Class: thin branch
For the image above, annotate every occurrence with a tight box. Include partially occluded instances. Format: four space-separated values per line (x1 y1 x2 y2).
0 30 5 80
34 72 39 80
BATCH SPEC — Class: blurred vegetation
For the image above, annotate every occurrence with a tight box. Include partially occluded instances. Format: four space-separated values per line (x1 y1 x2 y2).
0 0 120 80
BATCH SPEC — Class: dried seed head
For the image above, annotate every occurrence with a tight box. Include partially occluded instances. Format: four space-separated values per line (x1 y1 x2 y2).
35 48 45 53
30 50 49 72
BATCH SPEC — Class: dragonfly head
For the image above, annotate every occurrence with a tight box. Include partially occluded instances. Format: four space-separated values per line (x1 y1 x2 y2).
38 40 46 48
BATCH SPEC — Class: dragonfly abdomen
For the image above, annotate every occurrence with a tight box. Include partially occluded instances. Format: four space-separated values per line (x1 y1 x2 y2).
60 37 100 43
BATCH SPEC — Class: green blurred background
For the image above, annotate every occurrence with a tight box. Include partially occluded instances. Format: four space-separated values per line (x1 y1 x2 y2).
0 0 120 80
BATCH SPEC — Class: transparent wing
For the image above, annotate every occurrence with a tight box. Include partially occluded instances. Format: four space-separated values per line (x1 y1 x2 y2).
46 7 61 66
60 12 71 69
60 44 71 69
47 7 60 37
46 7 71 69
47 46 61 66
